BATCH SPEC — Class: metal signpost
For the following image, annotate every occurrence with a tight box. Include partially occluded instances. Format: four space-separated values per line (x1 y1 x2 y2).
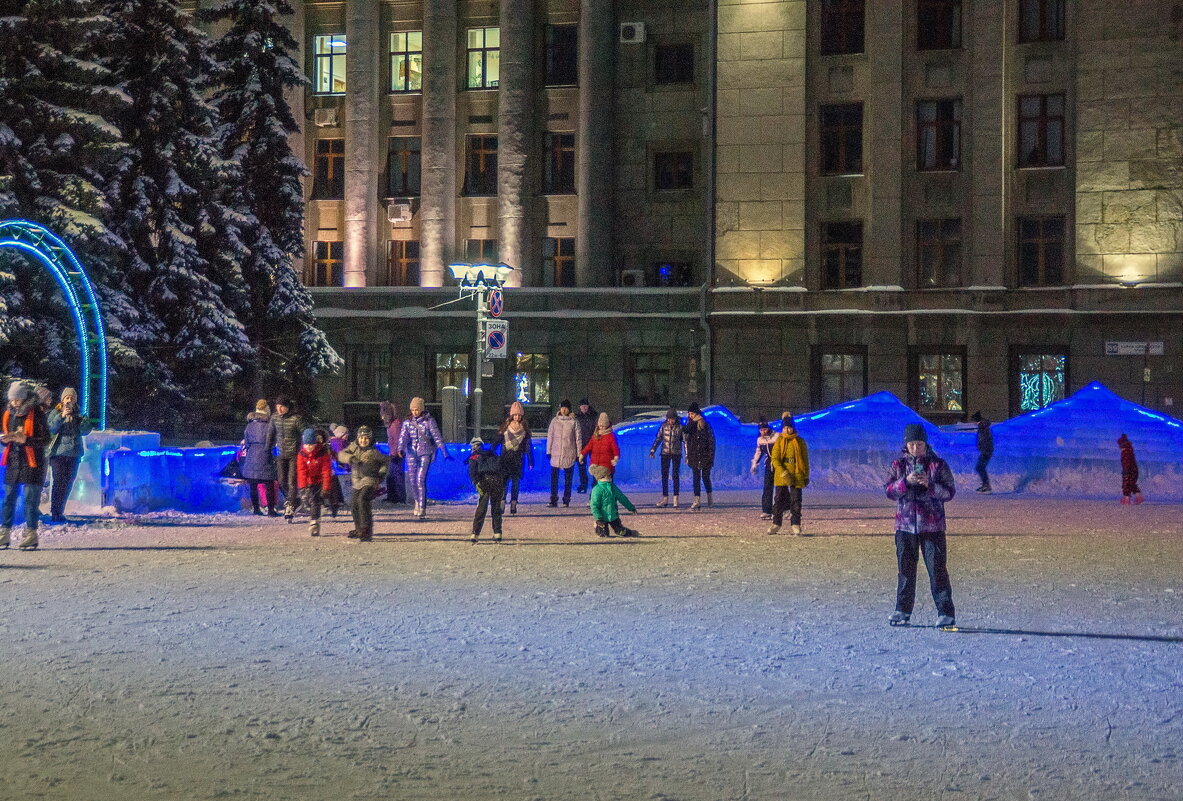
447 262 516 440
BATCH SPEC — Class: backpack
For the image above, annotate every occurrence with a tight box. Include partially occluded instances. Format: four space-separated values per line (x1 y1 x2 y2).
476 449 502 476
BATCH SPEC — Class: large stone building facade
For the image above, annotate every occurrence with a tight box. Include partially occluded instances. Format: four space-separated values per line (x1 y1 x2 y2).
211 0 1183 430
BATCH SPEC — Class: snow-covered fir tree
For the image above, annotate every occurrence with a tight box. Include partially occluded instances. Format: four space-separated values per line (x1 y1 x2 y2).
0 0 140 400
202 0 340 408
99 0 254 431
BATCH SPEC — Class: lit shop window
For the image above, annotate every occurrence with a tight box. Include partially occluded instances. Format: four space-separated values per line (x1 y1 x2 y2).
313 34 346 94
390 31 423 92
513 353 551 405
915 353 964 413
466 27 500 89
1018 354 1066 411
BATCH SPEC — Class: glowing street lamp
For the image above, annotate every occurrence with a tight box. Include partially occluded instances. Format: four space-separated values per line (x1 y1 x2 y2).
448 262 516 439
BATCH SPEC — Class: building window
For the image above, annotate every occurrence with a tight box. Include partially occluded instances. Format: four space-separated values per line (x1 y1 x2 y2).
628 351 671 406
1017 216 1065 286
312 139 345 199
544 24 578 86
348 346 391 401
1018 94 1065 168
917 99 961 170
815 350 867 408
820 103 863 175
390 31 423 93
918 0 961 49
310 241 344 287
913 352 965 414
543 237 575 287
821 221 863 289
655 43 694 84
387 137 421 197
1019 0 1065 42
387 240 420 286
435 353 470 399
312 34 346 94
543 132 576 194
464 239 499 263
466 27 500 89
1016 353 1067 411
512 353 551 405
464 135 498 196
821 0 865 55
916 218 962 287
654 151 694 191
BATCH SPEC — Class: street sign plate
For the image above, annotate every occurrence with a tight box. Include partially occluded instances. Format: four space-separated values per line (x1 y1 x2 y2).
1104 341 1163 356
488 289 504 318
484 319 509 359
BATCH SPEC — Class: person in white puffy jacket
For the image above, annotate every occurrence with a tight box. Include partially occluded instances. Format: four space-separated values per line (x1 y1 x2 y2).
546 399 582 507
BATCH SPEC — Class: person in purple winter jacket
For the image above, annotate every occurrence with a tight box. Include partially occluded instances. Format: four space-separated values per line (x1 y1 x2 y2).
397 396 452 519
885 423 957 628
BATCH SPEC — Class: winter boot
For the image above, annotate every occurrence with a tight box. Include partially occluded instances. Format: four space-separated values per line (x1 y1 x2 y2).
492 531 503 543
471 531 480 544
309 520 320 537
1134 492 1145 504
284 503 294 522
888 611 911 626
706 492 713 508
267 505 279 517
766 524 780 535
620 528 640 537
0 527 9 549
656 496 668 508
936 615 957 629
548 498 558 508
595 522 610 538
18 528 38 550
672 495 679 508
791 524 803 536
1120 495 1132 504
251 500 263 516
510 500 518 515
690 497 701 511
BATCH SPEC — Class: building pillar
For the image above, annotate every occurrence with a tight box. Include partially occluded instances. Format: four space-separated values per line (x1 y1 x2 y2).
864 1 904 287
343 0 381 287
421 0 458 287
970 0 1007 287
576 0 615 287
498 0 535 287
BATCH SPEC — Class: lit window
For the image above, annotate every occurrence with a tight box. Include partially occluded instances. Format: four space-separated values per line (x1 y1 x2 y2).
435 353 470 399
390 31 423 93
387 240 420 286
466 27 500 89
513 353 551 405
310 241 344 287
1017 353 1066 411
915 353 964 413
313 34 346 94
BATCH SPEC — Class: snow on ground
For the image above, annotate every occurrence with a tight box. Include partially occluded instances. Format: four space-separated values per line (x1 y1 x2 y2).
0 489 1180 801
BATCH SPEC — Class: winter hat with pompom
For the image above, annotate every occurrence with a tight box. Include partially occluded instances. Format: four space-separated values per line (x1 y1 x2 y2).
409 397 425 413
596 412 611 429
255 399 270 414
356 425 373 440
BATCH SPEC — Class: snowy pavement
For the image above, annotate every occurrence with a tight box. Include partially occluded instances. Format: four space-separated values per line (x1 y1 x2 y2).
0 489 1180 801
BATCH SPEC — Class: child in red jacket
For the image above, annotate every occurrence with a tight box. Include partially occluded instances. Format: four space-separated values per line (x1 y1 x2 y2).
1118 433 1144 504
297 428 334 536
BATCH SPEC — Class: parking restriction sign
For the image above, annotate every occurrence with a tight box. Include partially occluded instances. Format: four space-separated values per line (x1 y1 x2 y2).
484 320 509 359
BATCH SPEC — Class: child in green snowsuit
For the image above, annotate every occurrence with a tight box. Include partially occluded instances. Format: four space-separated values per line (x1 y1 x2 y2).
588 463 640 537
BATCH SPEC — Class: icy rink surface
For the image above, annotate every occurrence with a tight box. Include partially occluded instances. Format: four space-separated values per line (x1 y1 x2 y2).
0 489 1180 801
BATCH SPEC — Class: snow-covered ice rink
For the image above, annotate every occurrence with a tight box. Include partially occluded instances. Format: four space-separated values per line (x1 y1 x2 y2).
1 489 1180 801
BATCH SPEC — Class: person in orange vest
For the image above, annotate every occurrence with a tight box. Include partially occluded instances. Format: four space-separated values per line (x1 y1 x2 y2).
1 381 50 550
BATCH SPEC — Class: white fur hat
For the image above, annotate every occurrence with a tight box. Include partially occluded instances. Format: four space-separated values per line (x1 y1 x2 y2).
6 381 32 402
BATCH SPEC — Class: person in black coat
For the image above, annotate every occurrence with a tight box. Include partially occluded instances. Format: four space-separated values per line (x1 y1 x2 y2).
574 398 598 493
269 395 304 519
1 381 50 549
683 402 716 510
468 437 506 543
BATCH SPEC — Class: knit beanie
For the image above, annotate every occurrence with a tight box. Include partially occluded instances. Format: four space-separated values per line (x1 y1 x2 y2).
596 412 611 429
409 397 425 413
666 407 678 420
34 385 52 406
579 398 590 407
509 400 525 418
687 402 702 415
255 399 270 414
333 425 348 438
6 381 31 402
781 412 794 429
274 395 292 408
357 425 373 439
903 423 928 444
560 399 571 411
301 428 317 445
470 436 484 448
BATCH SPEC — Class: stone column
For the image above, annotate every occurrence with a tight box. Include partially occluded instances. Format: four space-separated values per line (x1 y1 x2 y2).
970 0 1007 287
421 0 458 287
343 0 381 287
863 1 904 287
576 0 615 286
498 0 535 286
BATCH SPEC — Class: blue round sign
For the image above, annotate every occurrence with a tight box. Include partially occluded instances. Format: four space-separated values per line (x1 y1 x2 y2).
488 289 504 318
487 330 505 350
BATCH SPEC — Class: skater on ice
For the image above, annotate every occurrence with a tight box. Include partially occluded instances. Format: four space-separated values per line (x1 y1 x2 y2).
588 463 640 538
339 425 388 541
296 428 333 537
1118 433 1144 504
885 422 957 628
546 400 580 508
46 387 92 524
683 403 715 510
398 397 452 519
468 437 506 543
0 381 48 550
650 406 685 508
768 413 809 535
971 410 993 493
750 416 776 520
498 400 533 515
241 400 279 517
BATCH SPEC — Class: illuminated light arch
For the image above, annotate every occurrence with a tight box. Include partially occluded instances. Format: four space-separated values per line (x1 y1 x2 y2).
0 220 109 430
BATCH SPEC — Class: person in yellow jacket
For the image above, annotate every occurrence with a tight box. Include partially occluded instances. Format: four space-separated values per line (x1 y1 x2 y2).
768 412 809 535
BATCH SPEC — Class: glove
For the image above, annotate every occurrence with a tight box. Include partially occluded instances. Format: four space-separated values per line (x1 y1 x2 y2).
611 457 619 467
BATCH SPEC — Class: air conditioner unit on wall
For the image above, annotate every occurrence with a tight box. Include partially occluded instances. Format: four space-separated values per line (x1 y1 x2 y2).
620 22 646 44
620 268 647 288
387 202 412 223
313 107 339 127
